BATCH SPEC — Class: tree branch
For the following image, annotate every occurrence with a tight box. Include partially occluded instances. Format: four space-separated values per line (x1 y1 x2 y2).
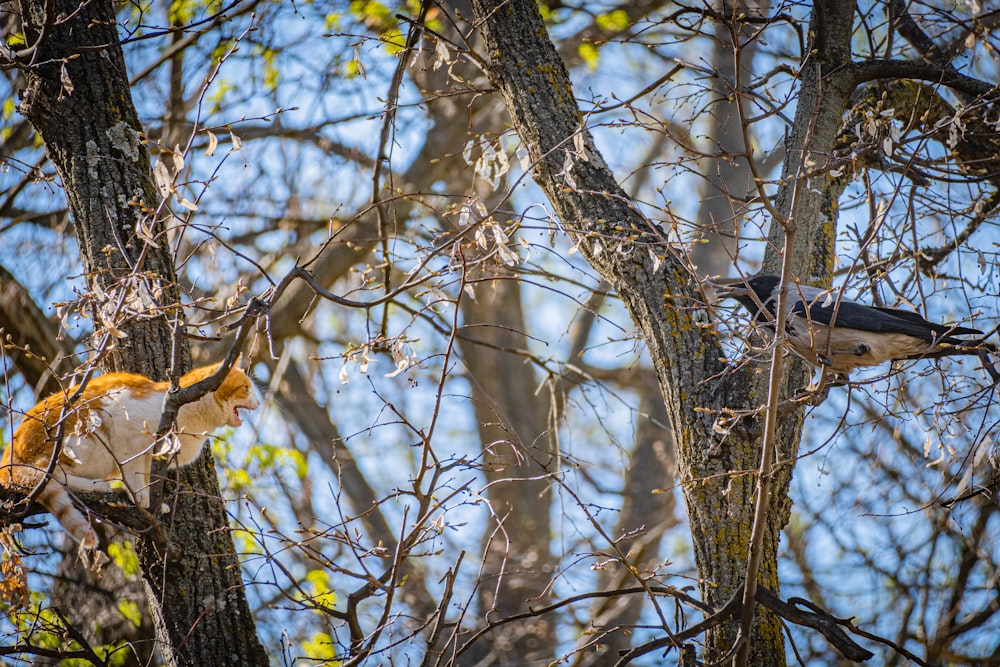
848 58 997 98
615 584 875 665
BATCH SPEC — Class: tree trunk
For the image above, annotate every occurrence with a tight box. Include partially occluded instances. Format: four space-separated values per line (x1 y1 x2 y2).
764 3 856 282
14 0 267 663
468 0 854 662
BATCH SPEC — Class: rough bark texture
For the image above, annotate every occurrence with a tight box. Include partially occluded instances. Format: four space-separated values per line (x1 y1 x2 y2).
764 3 856 282
468 0 854 662
750 6 857 655
14 0 267 664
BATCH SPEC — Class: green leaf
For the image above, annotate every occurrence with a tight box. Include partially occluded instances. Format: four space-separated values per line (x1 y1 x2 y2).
107 541 141 577
302 631 340 662
578 42 599 71
231 527 262 554
380 27 406 54
349 0 394 32
595 9 630 32
117 599 143 628
304 569 338 612
169 0 196 25
227 468 252 490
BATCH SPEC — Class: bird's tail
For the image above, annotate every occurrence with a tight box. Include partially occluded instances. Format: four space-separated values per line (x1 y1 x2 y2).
901 337 1000 384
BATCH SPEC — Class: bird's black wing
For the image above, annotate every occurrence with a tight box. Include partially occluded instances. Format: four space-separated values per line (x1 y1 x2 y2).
873 306 981 338
792 299 980 342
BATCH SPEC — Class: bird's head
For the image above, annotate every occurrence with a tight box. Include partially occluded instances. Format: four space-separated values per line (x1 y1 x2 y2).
715 274 781 318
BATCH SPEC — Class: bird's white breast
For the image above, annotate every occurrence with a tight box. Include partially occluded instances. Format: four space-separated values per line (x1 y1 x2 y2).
786 322 934 374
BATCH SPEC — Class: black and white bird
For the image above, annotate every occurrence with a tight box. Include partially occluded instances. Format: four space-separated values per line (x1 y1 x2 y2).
718 274 984 381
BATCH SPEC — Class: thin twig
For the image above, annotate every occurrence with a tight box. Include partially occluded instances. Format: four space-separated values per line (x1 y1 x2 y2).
732 41 820 667
372 0 431 337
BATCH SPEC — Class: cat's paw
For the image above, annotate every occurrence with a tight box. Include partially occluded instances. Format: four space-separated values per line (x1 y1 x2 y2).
159 503 171 515
80 528 98 552
77 529 103 570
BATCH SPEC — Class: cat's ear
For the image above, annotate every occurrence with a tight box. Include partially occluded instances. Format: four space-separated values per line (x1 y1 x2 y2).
234 353 244 369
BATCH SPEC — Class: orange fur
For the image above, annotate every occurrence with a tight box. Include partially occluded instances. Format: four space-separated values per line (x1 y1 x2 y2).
0 362 258 557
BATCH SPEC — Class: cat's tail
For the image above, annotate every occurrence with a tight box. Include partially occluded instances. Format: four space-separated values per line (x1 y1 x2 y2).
2 459 99 557
36 482 98 553
0 445 18 486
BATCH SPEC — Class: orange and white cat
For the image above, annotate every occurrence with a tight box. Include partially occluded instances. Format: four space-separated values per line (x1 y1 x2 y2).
0 362 258 556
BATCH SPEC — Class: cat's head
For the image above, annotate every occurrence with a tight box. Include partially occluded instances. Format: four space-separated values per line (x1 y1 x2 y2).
182 358 260 428
214 365 260 427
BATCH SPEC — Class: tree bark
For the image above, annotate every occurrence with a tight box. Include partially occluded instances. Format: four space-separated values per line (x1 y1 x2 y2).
764 3 856 281
14 0 267 664
468 0 853 662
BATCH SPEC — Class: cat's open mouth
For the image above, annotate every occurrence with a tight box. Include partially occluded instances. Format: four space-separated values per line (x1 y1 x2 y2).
232 404 254 426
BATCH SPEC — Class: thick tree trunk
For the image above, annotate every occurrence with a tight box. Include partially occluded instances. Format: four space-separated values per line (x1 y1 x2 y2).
468 0 855 662
765 3 856 282
14 1 267 664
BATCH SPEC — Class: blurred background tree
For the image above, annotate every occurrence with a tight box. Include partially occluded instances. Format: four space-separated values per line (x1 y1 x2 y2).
1 0 998 664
